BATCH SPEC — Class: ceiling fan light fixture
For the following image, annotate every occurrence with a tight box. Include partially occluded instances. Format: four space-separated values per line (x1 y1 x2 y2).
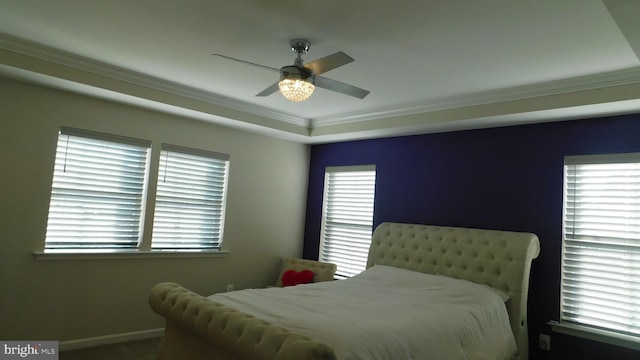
278 65 315 102
278 78 315 102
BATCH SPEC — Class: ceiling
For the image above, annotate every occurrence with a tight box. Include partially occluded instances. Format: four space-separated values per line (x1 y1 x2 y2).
1 0 639 144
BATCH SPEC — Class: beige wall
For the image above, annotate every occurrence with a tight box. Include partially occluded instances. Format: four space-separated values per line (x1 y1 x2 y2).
0 77 310 341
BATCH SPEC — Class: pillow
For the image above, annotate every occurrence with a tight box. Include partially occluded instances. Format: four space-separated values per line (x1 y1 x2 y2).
435 272 510 302
282 269 314 287
486 286 510 302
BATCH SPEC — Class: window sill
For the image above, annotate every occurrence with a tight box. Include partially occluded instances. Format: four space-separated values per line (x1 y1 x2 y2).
33 250 229 261
548 320 640 351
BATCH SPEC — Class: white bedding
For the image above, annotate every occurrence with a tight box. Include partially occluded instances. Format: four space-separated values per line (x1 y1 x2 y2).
210 265 517 360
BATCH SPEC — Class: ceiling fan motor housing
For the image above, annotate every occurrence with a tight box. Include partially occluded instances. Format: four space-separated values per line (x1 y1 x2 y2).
280 65 314 84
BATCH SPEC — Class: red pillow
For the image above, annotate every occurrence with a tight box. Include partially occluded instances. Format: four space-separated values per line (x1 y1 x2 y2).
282 269 314 287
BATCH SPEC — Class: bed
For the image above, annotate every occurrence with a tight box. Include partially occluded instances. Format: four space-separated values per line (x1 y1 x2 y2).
149 222 540 360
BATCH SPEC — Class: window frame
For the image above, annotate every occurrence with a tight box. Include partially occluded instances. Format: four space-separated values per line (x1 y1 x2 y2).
319 165 376 279
36 128 230 259
43 127 152 253
151 143 230 252
550 152 640 351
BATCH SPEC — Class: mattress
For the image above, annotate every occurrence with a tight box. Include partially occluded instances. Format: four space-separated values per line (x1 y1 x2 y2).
210 265 516 360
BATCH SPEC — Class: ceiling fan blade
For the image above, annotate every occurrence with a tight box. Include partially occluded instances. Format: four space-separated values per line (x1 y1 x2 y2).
256 82 279 97
212 54 280 72
314 76 370 99
304 51 354 75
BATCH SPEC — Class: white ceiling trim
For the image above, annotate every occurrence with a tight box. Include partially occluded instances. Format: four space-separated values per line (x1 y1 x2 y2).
310 66 640 128
0 33 309 128
4 32 640 135
0 64 313 144
4 32 640 147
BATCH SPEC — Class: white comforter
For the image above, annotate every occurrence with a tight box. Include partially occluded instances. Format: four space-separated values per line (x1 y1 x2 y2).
210 265 517 360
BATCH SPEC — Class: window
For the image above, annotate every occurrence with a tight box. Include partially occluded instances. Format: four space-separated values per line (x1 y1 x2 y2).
43 128 230 254
319 165 376 278
44 127 151 251
559 153 640 344
152 144 229 250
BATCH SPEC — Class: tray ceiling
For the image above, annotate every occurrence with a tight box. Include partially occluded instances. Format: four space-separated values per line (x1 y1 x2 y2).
1 0 639 143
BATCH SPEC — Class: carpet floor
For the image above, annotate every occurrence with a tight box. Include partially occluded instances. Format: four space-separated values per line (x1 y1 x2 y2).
59 336 161 360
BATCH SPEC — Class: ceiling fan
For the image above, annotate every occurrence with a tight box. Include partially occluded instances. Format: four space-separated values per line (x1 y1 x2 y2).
213 39 370 102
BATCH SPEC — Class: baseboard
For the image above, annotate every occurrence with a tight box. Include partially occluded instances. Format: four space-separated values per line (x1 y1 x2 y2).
59 328 164 351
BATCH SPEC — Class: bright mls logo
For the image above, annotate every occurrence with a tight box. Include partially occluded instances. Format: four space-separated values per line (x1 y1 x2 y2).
0 342 58 359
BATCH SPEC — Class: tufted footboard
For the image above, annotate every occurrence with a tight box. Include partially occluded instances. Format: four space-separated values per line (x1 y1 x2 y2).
148 282 337 360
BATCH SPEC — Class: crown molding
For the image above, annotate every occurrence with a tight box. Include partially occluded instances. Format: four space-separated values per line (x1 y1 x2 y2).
0 33 309 128
2 32 640 143
311 66 640 128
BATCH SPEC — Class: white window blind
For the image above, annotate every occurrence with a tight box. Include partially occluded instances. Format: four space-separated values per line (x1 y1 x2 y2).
45 128 151 251
151 144 229 250
319 165 376 278
562 153 640 339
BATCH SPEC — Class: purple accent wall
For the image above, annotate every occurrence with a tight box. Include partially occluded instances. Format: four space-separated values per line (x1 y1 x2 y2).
303 113 640 360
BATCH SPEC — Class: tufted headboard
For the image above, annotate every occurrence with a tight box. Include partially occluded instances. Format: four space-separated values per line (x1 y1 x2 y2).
367 222 540 360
